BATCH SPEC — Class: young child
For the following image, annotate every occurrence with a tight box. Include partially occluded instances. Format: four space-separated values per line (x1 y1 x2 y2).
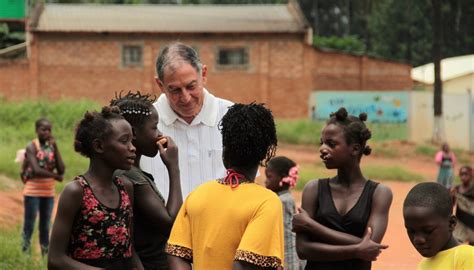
48 106 143 270
403 182 474 270
265 156 301 270
293 107 392 270
166 103 284 269
451 165 474 245
435 143 457 188
21 118 65 255
110 91 182 269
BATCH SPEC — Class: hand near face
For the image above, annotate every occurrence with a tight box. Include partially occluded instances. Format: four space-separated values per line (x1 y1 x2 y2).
356 227 388 261
292 207 313 233
157 136 179 170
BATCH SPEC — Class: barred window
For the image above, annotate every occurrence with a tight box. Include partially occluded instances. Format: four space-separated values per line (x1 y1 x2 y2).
216 47 249 69
122 45 143 67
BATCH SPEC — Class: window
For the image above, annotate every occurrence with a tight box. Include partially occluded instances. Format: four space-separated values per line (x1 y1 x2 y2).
122 45 143 67
216 47 249 69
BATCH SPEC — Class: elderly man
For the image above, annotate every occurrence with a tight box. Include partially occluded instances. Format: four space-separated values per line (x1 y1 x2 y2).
141 43 233 199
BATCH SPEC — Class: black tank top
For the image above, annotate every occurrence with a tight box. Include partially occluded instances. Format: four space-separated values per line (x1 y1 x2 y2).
305 178 379 270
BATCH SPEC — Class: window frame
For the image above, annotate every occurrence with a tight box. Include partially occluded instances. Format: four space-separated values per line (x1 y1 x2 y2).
215 46 250 70
121 44 144 68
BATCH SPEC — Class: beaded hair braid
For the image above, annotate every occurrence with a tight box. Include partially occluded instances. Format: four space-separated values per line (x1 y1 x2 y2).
327 107 372 156
109 91 157 128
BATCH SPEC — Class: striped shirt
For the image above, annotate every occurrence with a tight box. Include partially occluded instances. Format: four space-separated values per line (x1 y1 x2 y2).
140 89 233 200
23 139 57 197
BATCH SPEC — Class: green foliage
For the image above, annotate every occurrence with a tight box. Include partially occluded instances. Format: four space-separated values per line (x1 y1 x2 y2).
0 99 100 182
0 23 25 49
414 144 438 157
313 35 366 55
0 226 47 270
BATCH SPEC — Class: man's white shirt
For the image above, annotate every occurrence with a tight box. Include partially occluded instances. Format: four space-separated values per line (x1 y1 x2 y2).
140 89 233 200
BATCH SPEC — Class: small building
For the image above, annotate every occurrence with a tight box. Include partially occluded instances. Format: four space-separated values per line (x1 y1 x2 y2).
0 2 412 118
411 54 474 95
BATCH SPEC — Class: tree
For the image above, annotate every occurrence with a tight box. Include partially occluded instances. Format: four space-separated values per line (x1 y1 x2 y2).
432 0 444 143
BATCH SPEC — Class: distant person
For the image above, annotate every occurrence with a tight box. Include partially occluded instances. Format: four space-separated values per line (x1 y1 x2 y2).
293 107 392 270
140 42 233 199
21 118 65 256
48 107 142 270
265 156 302 270
435 143 457 188
166 103 284 269
451 165 474 245
111 91 182 269
403 182 474 270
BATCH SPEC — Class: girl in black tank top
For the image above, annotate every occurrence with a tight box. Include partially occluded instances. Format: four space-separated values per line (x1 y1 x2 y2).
292 108 393 270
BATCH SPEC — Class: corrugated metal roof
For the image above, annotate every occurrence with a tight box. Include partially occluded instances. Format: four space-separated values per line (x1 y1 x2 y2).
411 54 474 84
34 4 307 33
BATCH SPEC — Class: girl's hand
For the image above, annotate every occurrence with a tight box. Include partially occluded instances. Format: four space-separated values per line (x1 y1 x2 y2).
355 227 388 261
292 207 312 233
158 136 179 169
49 136 57 147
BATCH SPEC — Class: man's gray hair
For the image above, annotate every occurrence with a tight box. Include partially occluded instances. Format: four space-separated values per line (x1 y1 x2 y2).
155 43 202 82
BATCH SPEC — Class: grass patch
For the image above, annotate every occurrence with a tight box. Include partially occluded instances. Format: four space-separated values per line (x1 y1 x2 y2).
415 144 438 157
372 144 400 158
0 226 47 270
276 119 407 146
362 165 425 182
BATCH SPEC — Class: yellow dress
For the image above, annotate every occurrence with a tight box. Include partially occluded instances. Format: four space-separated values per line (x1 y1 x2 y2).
167 180 284 269
417 245 474 270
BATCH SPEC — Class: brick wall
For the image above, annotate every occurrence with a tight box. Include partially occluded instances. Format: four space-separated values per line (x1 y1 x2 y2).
0 59 30 100
0 32 412 118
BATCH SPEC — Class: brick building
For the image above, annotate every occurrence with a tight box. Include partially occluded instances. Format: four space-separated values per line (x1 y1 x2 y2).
0 2 412 118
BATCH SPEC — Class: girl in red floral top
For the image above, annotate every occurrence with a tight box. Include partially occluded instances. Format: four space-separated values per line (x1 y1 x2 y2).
48 106 143 270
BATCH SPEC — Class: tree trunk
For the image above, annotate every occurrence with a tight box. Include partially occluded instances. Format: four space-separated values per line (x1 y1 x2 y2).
432 0 444 143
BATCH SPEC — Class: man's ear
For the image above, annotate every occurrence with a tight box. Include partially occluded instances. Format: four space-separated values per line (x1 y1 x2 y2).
448 215 457 232
92 138 104 154
155 76 165 94
201 64 208 85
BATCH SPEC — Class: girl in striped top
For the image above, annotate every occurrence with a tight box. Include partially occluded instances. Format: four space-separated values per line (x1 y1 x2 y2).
22 118 65 255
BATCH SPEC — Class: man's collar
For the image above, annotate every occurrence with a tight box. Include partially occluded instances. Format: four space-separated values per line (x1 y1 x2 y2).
156 88 218 127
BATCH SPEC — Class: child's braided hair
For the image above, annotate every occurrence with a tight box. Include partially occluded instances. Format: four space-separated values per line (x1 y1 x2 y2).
219 102 277 168
74 106 124 158
327 107 372 156
109 91 157 128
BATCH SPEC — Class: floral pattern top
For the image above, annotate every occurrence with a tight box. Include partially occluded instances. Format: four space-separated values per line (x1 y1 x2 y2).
67 176 133 261
22 138 56 180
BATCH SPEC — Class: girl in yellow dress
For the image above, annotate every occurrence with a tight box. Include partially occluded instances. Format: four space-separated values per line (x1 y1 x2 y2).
166 103 284 270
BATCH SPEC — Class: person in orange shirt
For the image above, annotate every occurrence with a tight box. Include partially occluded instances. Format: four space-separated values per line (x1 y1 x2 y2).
21 118 65 255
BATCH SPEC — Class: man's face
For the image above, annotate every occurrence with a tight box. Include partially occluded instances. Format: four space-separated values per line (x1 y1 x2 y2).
157 62 207 122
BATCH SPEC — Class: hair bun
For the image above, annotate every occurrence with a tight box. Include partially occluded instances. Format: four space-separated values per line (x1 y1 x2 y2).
333 107 348 121
363 145 372 156
359 113 368 122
